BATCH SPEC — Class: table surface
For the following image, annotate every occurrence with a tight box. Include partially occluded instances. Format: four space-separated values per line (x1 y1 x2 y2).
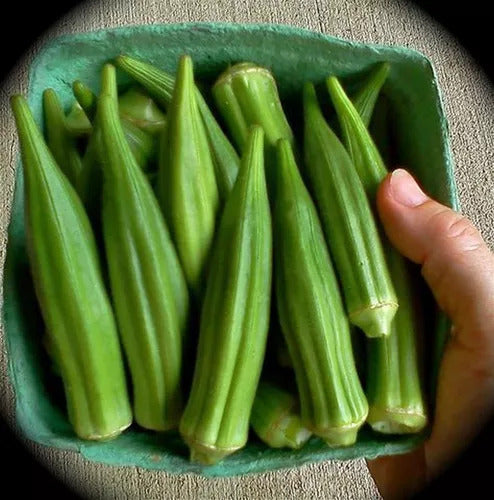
1 0 493 498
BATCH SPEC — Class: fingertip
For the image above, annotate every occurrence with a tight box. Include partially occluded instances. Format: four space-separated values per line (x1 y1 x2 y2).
376 168 431 263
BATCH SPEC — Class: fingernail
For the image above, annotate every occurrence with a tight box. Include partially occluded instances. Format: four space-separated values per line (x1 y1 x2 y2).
389 169 428 207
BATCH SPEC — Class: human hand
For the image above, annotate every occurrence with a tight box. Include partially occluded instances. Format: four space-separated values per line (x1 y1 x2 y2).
367 169 494 498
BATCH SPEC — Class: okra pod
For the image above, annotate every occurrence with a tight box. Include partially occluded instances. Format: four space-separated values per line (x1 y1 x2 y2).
157 55 219 296
327 75 427 433
120 119 157 173
250 381 311 449
97 64 189 431
366 252 427 433
65 100 92 136
212 62 295 193
326 74 388 200
351 62 390 128
212 63 295 153
303 83 398 338
74 80 157 171
76 78 158 217
115 54 240 200
73 80 97 120
118 86 166 135
179 126 272 464
274 138 368 446
42 88 83 186
11 95 132 440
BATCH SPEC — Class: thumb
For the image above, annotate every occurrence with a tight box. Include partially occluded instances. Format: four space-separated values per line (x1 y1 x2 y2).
377 168 494 351
374 168 494 485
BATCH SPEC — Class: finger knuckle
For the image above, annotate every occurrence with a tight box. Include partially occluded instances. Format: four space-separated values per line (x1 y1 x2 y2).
428 208 482 252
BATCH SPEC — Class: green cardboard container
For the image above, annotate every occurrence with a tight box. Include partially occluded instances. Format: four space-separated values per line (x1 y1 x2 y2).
2 22 457 476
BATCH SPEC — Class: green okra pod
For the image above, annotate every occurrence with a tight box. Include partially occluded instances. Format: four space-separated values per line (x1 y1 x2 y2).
74 80 157 170
303 83 398 338
73 80 97 120
42 88 83 186
366 252 427 433
212 63 295 153
157 55 220 296
274 138 368 446
120 119 157 173
76 77 158 218
65 100 92 137
179 125 272 464
11 94 132 441
118 86 166 135
351 62 391 128
250 381 311 449
327 74 427 433
212 62 295 192
326 73 388 200
97 65 189 431
115 54 240 201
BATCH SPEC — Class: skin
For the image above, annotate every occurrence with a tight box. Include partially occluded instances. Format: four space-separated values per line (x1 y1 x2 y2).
367 169 494 498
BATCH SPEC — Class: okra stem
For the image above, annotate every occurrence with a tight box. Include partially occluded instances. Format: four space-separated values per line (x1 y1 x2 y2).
212 62 296 194
250 381 311 449
212 63 295 153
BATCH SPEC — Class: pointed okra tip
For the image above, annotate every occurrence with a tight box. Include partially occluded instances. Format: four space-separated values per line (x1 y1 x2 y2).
302 81 320 114
100 63 118 99
42 87 58 102
172 54 195 98
10 94 32 126
114 54 127 66
177 53 193 73
72 80 96 111
276 137 294 163
10 94 25 111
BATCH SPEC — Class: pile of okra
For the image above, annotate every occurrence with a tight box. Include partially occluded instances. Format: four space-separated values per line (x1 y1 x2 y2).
11 53 427 464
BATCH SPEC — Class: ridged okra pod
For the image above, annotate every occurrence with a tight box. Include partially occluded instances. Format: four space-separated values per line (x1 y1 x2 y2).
115 54 240 200
250 381 311 449
43 88 83 186
351 62 390 128
274 139 368 446
97 65 189 431
11 95 132 440
118 86 166 135
212 63 295 153
179 126 272 464
76 77 157 219
303 83 398 338
158 55 219 296
327 75 427 433
65 100 92 136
